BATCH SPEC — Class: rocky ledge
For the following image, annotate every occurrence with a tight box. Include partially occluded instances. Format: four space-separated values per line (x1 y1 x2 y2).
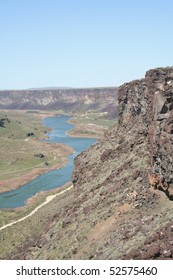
72 66 173 259
118 67 173 198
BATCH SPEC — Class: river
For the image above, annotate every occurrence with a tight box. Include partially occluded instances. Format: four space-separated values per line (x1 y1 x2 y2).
0 115 96 209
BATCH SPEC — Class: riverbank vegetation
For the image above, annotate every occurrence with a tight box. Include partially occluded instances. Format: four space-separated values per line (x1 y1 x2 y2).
26 109 116 138
68 112 117 138
0 110 73 193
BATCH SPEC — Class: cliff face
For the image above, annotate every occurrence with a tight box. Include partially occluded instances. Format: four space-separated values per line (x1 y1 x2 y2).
71 67 173 259
73 67 173 200
145 69 173 192
6 67 173 260
118 68 173 197
0 87 118 117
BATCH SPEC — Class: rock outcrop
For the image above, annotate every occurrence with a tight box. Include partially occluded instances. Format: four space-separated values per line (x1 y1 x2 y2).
145 69 173 198
71 66 173 259
0 117 10 127
117 67 173 198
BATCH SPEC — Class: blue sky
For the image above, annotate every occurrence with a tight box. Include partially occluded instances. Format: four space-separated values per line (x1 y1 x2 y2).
0 0 173 89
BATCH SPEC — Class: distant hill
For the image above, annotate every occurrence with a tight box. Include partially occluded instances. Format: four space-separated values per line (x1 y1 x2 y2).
27 87 74 90
0 87 118 118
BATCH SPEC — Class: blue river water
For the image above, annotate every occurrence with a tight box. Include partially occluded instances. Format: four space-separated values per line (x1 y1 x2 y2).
0 115 96 209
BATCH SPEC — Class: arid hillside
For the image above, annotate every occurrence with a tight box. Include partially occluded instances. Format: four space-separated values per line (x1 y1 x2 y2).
0 87 118 118
1 67 173 260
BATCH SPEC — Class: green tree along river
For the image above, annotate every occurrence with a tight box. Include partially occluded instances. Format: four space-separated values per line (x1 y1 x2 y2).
0 115 96 208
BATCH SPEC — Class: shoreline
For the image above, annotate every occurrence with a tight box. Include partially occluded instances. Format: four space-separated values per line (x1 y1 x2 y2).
0 159 68 195
25 181 72 208
67 131 98 138
2 109 100 138
0 184 73 231
0 110 97 196
67 118 100 138
0 111 74 194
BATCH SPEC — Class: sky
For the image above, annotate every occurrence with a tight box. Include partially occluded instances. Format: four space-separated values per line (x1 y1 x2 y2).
0 0 173 89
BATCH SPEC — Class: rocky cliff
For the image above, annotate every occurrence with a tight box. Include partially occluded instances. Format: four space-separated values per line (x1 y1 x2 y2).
146 69 173 197
118 68 173 198
0 87 118 118
70 66 173 259
4 67 173 260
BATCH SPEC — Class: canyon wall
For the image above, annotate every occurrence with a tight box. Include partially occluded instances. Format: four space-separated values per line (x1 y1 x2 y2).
0 87 118 117
71 66 173 259
145 69 173 187
118 67 173 195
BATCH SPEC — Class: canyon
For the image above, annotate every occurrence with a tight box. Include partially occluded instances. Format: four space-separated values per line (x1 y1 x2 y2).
0 87 118 119
0 67 173 259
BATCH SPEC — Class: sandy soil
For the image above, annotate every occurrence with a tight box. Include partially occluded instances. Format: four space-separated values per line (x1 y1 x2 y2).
67 120 102 138
67 131 98 138
31 111 58 120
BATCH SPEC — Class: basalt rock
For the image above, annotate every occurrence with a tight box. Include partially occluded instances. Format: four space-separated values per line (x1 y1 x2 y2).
145 68 173 197
123 221 173 259
71 67 173 260
0 117 10 127
117 67 173 198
